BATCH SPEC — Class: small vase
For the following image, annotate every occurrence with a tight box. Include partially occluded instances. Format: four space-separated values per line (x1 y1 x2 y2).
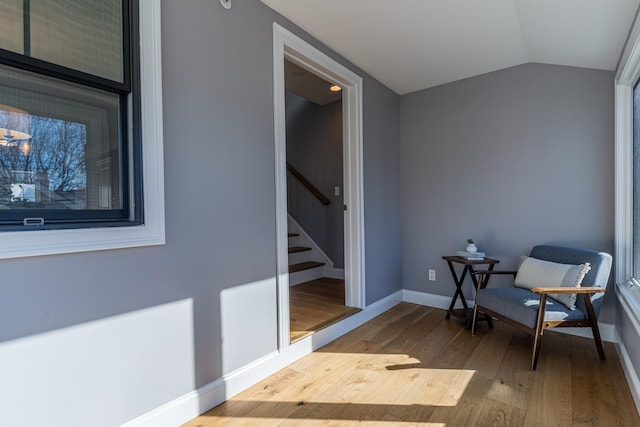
466 244 477 253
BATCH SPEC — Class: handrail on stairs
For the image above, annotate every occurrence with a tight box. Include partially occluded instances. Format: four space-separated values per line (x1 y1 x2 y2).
286 161 330 206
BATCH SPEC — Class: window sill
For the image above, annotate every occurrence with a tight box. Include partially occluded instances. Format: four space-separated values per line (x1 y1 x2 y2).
0 222 164 259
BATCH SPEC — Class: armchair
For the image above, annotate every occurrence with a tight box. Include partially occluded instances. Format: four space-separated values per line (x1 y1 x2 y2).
471 245 612 370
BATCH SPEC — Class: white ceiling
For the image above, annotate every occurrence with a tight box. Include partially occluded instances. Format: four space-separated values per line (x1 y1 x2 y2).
261 0 640 95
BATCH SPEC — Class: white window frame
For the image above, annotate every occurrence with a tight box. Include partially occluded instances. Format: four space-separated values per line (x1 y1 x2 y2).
615 11 640 327
0 0 164 259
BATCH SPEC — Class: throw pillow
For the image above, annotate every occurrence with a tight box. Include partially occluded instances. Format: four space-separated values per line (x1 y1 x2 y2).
514 256 591 310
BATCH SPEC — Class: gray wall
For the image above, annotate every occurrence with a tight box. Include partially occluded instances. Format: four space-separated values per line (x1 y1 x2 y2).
0 1 403 426
400 63 616 322
286 92 344 268
365 80 403 303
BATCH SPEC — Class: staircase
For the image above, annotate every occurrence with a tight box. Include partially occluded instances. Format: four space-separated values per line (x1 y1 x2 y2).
287 214 343 286
287 231 326 286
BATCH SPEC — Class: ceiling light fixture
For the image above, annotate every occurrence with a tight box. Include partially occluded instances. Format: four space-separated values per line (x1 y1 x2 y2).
0 104 32 147
329 85 342 92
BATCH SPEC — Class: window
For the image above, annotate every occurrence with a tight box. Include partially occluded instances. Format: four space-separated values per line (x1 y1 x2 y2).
628 77 640 313
634 80 640 277
0 0 139 228
616 13 640 325
0 0 164 259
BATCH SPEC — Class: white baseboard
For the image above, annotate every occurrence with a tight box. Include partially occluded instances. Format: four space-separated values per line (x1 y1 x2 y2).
121 377 227 427
122 290 403 427
325 267 345 280
402 288 472 310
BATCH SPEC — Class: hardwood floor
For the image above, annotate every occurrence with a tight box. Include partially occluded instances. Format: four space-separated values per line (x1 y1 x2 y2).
289 278 361 343
184 302 640 426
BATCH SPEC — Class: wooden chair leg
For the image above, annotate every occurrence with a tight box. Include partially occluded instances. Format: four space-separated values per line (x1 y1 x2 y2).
471 304 479 336
531 294 548 370
471 273 485 336
584 296 606 361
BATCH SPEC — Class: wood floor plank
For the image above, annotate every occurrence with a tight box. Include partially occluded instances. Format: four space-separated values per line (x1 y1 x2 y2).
463 321 514 377
427 372 496 426
475 396 526 427
283 308 441 423
312 303 426 357
570 334 628 426
182 368 306 427
184 303 640 426
322 304 434 355
529 332 573 426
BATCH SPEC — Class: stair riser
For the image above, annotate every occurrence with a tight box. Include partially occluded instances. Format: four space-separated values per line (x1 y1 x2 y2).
289 265 324 286
288 251 313 265
287 236 302 247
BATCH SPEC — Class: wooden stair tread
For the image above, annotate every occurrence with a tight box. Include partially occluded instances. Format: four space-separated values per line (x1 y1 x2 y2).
288 246 311 254
288 232 299 238
289 261 325 273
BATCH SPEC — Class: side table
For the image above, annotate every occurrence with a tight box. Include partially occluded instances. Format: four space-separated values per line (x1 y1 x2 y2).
442 255 499 328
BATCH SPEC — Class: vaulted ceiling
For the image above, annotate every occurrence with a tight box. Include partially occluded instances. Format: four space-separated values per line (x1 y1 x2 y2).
262 0 640 95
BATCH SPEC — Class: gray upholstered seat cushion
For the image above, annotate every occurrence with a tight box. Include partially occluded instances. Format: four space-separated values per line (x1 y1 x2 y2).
476 287 587 329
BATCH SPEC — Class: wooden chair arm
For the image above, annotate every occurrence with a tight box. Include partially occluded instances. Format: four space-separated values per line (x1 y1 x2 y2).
531 286 605 294
473 270 518 291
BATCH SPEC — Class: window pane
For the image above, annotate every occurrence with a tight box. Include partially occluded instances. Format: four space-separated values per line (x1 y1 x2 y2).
0 64 122 214
0 0 24 55
0 0 123 83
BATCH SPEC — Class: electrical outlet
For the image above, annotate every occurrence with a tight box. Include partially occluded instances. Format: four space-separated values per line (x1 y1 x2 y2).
428 269 436 281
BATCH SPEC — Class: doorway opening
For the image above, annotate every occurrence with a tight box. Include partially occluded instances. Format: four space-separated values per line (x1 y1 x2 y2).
284 59 360 342
273 23 365 347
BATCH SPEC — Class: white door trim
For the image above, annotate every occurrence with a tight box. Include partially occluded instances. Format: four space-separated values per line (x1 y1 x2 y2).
272 23 365 348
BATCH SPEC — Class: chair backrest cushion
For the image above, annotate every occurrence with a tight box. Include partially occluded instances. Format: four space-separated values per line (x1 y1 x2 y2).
515 256 591 310
529 245 612 315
